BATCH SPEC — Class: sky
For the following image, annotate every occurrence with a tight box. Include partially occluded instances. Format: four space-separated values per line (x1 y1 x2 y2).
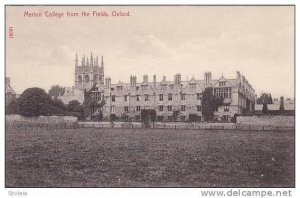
6 6 294 99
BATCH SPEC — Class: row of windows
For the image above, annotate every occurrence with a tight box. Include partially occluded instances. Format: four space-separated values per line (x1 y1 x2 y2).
110 105 202 112
157 115 193 122
77 75 102 83
214 87 232 99
113 83 200 92
109 105 230 113
91 92 102 101
110 93 202 102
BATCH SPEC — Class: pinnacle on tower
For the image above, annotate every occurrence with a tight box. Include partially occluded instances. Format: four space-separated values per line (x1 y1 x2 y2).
101 56 104 67
82 55 86 66
90 52 93 66
96 56 99 67
86 56 89 66
75 53 78 67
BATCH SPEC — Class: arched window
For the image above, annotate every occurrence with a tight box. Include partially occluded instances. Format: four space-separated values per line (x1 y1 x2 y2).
78 75 82 84
85 75 90 83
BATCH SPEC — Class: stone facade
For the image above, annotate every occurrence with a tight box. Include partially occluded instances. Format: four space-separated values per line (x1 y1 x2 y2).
61 53 256 122
90 72 256 122
59 53 104 104
74 53 104 90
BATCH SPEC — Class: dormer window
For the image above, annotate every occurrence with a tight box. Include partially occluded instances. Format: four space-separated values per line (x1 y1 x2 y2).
161 84 167 90
142 85 147 91
189 84 196 89
219 81 226 86
117 86 122 91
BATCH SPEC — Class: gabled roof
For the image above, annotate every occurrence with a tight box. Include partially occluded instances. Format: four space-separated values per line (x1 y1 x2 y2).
5 84 16 95
189 77 197 84
116 81 123 87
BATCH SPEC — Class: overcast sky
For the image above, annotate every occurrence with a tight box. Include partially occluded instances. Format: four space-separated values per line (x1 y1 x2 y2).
6 6 294 99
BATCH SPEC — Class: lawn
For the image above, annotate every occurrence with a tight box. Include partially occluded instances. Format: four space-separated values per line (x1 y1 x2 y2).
5 128 294 187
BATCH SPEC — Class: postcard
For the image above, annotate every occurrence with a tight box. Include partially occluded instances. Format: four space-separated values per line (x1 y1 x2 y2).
5 5 295 189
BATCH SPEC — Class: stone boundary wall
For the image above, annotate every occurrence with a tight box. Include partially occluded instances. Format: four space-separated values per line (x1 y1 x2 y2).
237 115 294 127
6 114 78 123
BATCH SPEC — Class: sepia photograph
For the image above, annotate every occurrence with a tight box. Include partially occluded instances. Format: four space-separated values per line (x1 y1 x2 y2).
5 5 295 188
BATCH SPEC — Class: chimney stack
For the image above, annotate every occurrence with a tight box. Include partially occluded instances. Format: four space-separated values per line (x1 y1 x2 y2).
130 75 137 86
75 53 78 67
204 72 212 86
174 73 181 86
143 75 148 84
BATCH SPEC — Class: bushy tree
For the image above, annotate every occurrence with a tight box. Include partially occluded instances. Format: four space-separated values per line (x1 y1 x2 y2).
18 87 67 117
262 103 268 114
48 85 65 100
6 98 20 115
18 88 53 117
279 96 285 113
67 100 82 112
201 87 217 121
141 109 156 127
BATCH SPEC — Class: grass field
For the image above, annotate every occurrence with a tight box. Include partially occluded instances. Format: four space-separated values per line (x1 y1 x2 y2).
6 128 294 187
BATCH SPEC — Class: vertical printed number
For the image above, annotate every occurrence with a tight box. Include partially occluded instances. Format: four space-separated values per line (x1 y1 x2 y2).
8 26 13 39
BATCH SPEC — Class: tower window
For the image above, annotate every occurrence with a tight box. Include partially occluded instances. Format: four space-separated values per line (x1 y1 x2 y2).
85 75 90 83
112 95 115 102
224 105 229 112
78 75 82 84
145 94 149 101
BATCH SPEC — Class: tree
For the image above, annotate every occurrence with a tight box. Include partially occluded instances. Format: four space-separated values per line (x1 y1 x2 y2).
67 100 82 112
279 96 285 113
262 103 268 114
172 110 179 121
6 98 20 115
141 109 156 127
150 109 157 124
67 100 84 120
19 87 53 117
48 85 65 100
82 83 106 120
18 87 67 117
201 87 217 121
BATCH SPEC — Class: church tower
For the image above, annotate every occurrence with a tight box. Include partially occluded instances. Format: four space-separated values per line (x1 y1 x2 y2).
74 52 105 90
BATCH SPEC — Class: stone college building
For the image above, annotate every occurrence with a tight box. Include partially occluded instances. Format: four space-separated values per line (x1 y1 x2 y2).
59 53 256 122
